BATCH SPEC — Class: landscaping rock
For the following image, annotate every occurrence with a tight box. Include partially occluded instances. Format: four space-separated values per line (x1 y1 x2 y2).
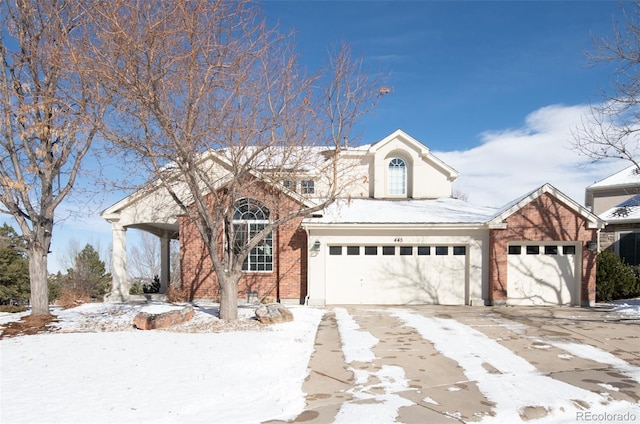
255 303 293 324
133 305 195 330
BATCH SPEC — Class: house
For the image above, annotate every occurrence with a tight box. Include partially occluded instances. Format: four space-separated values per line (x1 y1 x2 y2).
102 129 603 307
585 165 640 265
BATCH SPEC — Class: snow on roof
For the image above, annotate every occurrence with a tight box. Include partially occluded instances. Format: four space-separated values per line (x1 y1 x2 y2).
303 197 498 225
599 193 640 223
588 165 640 190
489 185 541 220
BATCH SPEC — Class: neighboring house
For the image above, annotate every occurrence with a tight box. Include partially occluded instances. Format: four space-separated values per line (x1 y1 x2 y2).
102 130 603 307
585 165 640 265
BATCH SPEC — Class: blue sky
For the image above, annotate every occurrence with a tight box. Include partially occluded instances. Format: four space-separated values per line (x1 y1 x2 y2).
259 0 629 208
264 0 623 148
5 0 634 273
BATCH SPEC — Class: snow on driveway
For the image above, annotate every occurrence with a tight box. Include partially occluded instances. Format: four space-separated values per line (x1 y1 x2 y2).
2 301 639 423
392 309 640 423
333 308 413 424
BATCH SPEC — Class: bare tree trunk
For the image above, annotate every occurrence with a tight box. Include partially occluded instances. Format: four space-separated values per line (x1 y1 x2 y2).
28 245 49 316
219 272 239 321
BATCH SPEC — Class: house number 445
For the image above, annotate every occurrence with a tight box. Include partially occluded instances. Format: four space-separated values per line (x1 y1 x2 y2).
394 238 403 242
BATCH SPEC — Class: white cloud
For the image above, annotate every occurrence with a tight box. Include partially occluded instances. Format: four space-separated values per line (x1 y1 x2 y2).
435 104 625 207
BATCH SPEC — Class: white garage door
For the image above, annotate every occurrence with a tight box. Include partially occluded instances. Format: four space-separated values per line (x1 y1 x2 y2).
325 244 468 305
507 244 578 306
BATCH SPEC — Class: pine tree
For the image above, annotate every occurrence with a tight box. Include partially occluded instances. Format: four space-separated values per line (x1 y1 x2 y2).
65 244 111 300
0 224 30 305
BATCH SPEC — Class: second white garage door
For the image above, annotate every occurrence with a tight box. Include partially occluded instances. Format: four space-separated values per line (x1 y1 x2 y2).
507 244 579 305
325 244 468 305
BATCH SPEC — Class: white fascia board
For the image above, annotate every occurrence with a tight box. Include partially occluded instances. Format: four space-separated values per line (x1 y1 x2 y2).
302 222 489 231
489 183 605 230
367 129 459 181
421 152 459 181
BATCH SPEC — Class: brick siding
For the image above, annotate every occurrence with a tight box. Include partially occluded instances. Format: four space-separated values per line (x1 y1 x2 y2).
488 192 598 306
179 188 307 304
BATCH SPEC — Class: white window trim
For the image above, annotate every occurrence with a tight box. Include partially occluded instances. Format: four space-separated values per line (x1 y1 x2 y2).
387 157 407 197
233 199 273 272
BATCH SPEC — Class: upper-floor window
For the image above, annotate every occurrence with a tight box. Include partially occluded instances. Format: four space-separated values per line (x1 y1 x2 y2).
233 198 273 272
282 180 295 192
388 158 406 195
301 179 315 194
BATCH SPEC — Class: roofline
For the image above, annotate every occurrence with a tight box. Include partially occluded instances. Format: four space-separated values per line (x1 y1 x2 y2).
586 164 640 191
489 183 605 230
585 182 640 192
366 129 459 180
101 148 319 219
302 222 489 231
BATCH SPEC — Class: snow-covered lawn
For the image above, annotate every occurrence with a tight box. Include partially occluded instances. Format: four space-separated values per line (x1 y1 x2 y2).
0 303 324 424
1 299 639 424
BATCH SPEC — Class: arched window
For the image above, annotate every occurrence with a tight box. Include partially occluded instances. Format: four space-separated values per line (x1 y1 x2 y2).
388 157 406 195
233 199 273 271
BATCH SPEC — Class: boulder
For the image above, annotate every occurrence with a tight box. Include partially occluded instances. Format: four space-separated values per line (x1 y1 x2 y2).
133 305 195 330
255 303 294 324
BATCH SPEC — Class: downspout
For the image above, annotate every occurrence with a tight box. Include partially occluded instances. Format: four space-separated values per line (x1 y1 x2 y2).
303 227 311 306
276 215 281 303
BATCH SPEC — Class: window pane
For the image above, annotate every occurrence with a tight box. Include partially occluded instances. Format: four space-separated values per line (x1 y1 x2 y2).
347 246 360 255
399 246 412 255
233 223 247 255
364 246 377 255
544 245 558 255
232 199 272 272
453 246 466 255
234 198 269 220
329 246 342 255
417 246 430 255
526 246 539 255
435 246 448 256
301 180 315 194
563 245 576 255
508 245 521 255
388 158 406 195
246 224 272 272
382 246 395 255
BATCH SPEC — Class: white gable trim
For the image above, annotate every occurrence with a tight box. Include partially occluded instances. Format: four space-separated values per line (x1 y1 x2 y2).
367 129 459 181
101 149 317 222
488 183 605 230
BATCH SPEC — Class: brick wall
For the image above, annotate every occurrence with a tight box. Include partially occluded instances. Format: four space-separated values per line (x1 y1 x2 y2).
179 188 307 304
488 192 598 306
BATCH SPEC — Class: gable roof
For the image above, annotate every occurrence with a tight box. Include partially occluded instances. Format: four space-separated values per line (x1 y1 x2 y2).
488 183 605 229
587 165 640 191
101 148 319 222
366 129 459 180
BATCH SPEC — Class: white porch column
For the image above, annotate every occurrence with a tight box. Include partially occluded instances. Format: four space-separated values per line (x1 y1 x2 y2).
105 221 128 302
160 233 171 294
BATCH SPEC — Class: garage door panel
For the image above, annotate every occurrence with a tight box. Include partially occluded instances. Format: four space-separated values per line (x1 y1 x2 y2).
326 246 467 305
507 244 577 306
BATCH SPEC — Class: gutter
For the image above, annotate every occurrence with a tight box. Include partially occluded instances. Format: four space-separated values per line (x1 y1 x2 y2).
301 222 491 231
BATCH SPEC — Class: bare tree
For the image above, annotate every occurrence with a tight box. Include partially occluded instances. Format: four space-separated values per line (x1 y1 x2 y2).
574 1 640 170
0 0 103 315
87 0 385 320
128 232 161 281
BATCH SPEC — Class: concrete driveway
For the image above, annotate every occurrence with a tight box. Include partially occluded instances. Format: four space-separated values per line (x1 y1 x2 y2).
268 305 640 424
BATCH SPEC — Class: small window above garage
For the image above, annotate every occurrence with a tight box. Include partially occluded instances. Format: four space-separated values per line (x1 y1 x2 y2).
526 246 540 255
508 245 522 255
